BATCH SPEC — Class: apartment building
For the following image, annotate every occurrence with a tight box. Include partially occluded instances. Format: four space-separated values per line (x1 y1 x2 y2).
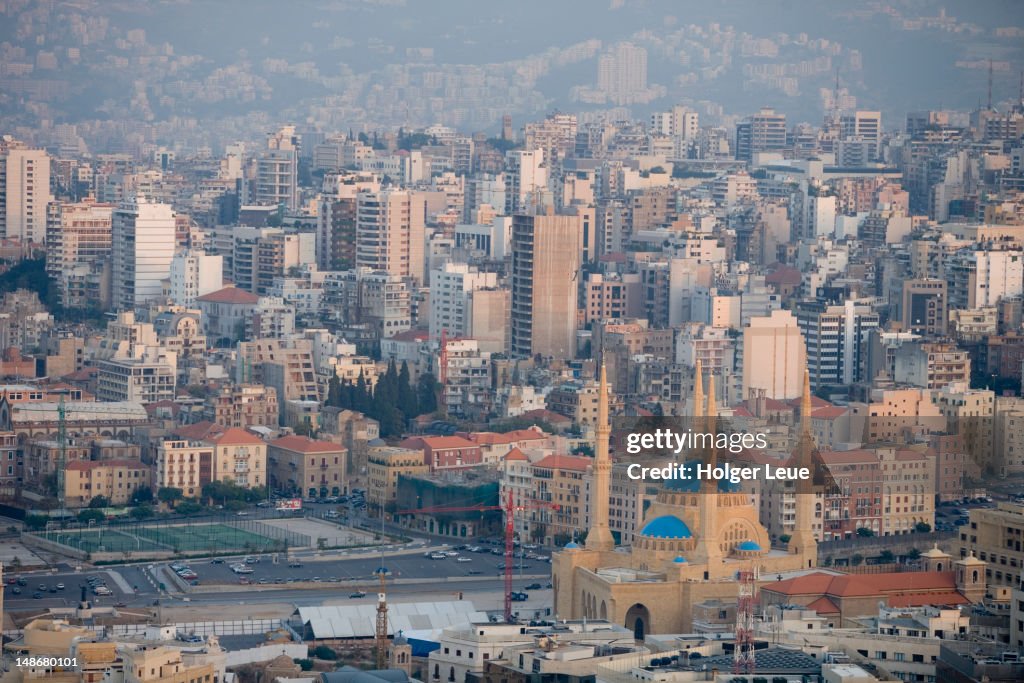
206 384 279 428
958 502 1024 590
267 434 347 498
64 459 151 508
366 446 429 512
207 427 267 490
156 440 214 498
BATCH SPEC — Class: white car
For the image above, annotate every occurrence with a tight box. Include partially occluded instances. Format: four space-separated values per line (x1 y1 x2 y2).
429 553 447 560
457 557 473 563
443 551 459 557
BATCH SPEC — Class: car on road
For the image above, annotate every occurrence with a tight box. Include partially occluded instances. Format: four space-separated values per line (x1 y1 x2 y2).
210 558 225 564
16 577 27 586
5 577 14 585
525 583 543 590
374 567 391 576
231 565 254 574
325 510 340 518
32 592 43 599
510 591 528 602
238 577 250 585
350 590 367 598
38 584 47 591
429 553 447 560
11 587 20 594
457 557 473 563
244 556 259 564
288 560 304 568
467 570 483 575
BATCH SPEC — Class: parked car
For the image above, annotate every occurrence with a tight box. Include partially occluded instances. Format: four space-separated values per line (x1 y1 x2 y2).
350 590 367 599
525 583 543 590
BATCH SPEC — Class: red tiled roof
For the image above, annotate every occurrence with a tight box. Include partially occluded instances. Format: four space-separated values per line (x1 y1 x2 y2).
806 596 840 615
173 421 224 441
533 454 591 472
503 447 529 462
270 435 345 454
765 571 958 599
196 286 258 304
812 406 847 419
208 427 265 446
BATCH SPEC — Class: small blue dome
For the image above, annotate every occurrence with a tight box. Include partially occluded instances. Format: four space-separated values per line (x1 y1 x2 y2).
673 556 687 563
737 541 761 551
564 541 580 549
640 515 693 539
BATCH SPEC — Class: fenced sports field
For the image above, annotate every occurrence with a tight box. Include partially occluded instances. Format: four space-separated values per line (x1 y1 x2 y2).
32 516 311 556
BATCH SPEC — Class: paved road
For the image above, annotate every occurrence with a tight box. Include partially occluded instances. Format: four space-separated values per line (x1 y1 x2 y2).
3 543 554 613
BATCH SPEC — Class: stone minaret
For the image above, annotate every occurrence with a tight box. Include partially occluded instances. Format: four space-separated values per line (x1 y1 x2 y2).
586 363 615 551
693 365 723 566
787 369 818 565
692 359 704 420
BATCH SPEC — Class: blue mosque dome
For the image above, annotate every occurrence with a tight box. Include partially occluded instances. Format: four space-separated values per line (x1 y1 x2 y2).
564 541 580 549
673 556 688 563
737 541 761 551
640 515 693 539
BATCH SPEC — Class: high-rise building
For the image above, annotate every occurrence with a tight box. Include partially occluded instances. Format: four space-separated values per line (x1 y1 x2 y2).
45 199 114 306
429 262 499 341
735 108 787 161
839 110 882 159
316 171 380 270
596 42 648 104
510 212 581 359
0 136 52 243
169 249 224 307
253 125 299 210
796 298 879 390
741 309 807 400
901 278 948 335
356 189 427 283
504 149 548 215
111 196 176 311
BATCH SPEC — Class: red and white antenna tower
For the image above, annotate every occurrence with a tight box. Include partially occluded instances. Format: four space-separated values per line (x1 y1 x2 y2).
734 568 757 675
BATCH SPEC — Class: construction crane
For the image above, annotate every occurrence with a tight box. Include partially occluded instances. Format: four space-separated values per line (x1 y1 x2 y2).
398 490 559 623
733 568 757 675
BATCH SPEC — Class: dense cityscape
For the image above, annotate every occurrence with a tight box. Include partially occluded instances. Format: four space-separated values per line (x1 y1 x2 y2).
0 1 1023 682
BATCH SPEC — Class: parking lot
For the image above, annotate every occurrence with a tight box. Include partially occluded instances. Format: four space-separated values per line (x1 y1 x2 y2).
164 540 553 590
4 568 131 609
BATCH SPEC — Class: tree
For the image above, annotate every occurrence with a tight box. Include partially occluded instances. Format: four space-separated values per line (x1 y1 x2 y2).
879 550 895 564
294 659 314 672
175 501 203 516
77 509 105 524
856 527 874 537
417 371 439 415
851 553 864 566
312 645 338 660
914 522 931 533
327 374 342 407
131 487 154 505
158 487 184 507
23 514 49 531
130 505 154 520
907 547 921 561
398 361 418 417
88 495 110 509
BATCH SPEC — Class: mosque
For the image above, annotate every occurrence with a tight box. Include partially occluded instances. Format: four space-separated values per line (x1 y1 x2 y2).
552 361 819 638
